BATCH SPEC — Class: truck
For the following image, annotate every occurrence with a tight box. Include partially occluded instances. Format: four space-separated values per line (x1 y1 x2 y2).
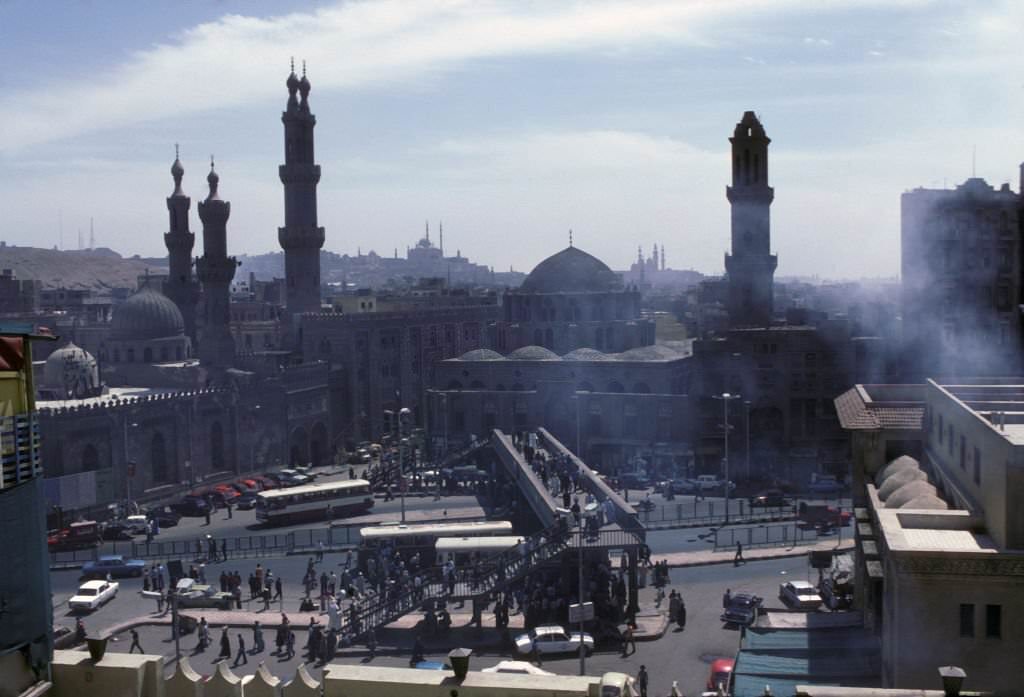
798 502 850 529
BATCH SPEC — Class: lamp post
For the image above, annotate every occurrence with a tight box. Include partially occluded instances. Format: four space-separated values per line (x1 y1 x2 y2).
122 417 139 504
713 392 741 524
578 510 585 676
744 400 751 480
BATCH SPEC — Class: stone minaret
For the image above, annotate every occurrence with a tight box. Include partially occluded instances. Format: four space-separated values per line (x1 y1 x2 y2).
724 111 777 326
278 61 325 320
164 147 199 344
196 159 238 369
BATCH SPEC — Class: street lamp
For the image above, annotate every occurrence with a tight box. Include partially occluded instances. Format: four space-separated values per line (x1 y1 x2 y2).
744 400 751 480
713 392 741 523
575 504 597 676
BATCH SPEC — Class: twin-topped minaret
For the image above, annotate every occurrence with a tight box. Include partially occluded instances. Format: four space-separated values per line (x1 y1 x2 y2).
195 159 239 368
278 60 325 319
724 110 777 326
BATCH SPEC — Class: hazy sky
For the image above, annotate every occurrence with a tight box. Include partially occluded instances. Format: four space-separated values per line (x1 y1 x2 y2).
1 0 1021 278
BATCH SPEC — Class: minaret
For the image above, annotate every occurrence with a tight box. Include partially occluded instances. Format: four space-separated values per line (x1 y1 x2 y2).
196 159 238 369
278 60 325 321
164 146 199 344
439 221 444 255
724 110 777 326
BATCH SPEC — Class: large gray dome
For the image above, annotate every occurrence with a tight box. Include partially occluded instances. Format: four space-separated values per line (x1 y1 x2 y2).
520 246 622 294
111 287 185 341
508 345 561 361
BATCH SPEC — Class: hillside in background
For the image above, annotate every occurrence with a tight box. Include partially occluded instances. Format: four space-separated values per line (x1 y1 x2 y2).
0 245 167 291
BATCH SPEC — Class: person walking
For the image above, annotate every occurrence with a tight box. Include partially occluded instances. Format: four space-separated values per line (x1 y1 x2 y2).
232 633 247 666
677 597 687 629
671 680 682 697
734 540 744 566
195 618 209 651
637 665 649 697
225 501 233 519
128 628 143 654
274 577 283 601
621 623 636 656
668 590 680 625
220 539 228 562
317 540 325 563
252 622 264 653
285 630 295 659
218 628 231 662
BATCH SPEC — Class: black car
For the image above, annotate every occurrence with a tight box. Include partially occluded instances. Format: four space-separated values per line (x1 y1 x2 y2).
748 489 790 508
720 592 763 626
147 506 182 527
235 492 259 510
819 575 853 611
172 495 210 516
100 521 134 541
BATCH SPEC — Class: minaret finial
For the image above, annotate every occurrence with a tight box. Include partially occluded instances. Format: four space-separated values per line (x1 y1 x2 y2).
302 60 306 78
175 143 179 159
210 154 215 170
569 229 573 247
290 56 295 74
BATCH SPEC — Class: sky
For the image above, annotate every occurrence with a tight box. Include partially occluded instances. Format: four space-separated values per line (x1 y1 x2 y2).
1 0 1022 279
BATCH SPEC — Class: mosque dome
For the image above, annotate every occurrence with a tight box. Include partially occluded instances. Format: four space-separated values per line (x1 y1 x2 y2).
43 341 100 397
562 348 612 361
458 349 504 361
507 345 561 361
519 246 622 294
111 287 185 341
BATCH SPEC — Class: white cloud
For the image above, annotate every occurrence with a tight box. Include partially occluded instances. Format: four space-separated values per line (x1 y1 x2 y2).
802 37 833 47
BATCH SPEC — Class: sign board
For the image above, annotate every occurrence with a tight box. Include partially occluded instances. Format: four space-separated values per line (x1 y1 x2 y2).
568 601 595 624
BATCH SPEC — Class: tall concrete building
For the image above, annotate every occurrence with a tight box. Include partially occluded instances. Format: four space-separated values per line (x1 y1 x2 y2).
278 62 325 321
724 111 777 327
163 148 199 344
901 175 1022 379
196 161 238 369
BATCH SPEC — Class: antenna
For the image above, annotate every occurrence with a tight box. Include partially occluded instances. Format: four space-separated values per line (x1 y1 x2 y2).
569 229 573 247
972 145 976 178
77 227 83 251
89 217 95 250
58 210 63 250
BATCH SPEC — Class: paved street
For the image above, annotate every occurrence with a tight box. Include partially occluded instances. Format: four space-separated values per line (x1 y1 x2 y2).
65 549 823 697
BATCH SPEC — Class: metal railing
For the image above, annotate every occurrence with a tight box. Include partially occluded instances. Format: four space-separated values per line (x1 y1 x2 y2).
637 500 798 528
1 413 42 489
712 522 819 550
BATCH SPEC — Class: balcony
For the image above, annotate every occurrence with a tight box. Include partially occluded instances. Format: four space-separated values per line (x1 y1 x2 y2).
1 413 42 489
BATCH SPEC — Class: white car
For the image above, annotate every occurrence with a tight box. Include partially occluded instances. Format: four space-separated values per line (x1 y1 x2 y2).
482 661 556 676
779 580 823 610
124 515 149 535
514 625 595 656
68 580 119 612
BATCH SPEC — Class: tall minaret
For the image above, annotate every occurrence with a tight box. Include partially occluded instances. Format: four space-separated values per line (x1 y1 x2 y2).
278 60 325 321
164 146 199 344
196 159 238 369
724 110 777 326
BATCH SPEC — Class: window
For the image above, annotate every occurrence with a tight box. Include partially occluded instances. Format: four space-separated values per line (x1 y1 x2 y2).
938 413 944 444
974 448 981 485
959 436 966 470
959 603 974 638
947 425 954 455
986 604 1002 639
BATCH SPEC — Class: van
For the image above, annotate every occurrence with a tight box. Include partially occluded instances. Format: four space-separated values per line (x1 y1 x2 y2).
125 515 149 535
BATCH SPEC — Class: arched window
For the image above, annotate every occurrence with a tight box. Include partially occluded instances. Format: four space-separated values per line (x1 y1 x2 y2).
143 347 153 363
113 348 121 363
126 348 134 363
533 329 544 346
607 381 625 393
605 326 614 349
483 402 497 432
81 444 99 472
544 328 554 349
160 346 169 362
595 328 604 350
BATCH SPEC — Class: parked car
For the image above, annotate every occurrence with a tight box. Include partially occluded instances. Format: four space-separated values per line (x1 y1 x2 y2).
68 579 119 612
100 521 134 541
779 580 823 610
514 625 594 656
707 658 735 692
692 475 735 493
819 574 854 611
147 506 182 527
174 578 234 610
124 515 149 535
808 475 845 495
278 469 312 486
81 554 146 579
172 495 210 516
618 473 650 490
720 592 763 626
235 492 259 510
482 661 555 676
251 475 278 490
214 484 241 501
748 489 791 508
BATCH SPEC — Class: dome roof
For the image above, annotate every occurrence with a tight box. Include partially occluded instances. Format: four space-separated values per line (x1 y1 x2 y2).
520 246 622 294
899 495 948 511
458 348 504 361
562 348 612 361
885 480 937 509
43 341 100 397
111 287 185 341
613 345 685 362
507 345 561 361
877 467 927 500
874 455 920 488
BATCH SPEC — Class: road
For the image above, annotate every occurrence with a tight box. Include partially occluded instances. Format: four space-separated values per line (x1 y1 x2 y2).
61 548 824 697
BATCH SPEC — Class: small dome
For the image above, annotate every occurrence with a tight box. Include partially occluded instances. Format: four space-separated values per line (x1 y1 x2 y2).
874 455 920 488
43 341 100 398
877 468 927 500
171 157 184 179
562 348 611 361
520 246 622 294
458 349 504 361
111 287 185 341
613 345 683 361
885 480 937 509
899 495 948 511
507 345 560 361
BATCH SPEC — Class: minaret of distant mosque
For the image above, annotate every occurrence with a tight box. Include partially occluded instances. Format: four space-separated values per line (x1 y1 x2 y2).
278 59 325 321
196 158 239 368
164 146 199 344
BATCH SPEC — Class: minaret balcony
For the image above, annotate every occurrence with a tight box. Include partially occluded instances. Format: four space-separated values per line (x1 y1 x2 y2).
278 225 326 250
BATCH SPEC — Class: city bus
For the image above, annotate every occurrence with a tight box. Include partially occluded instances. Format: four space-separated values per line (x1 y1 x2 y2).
255 479 373 525
357 519 513 570
434 535 525 566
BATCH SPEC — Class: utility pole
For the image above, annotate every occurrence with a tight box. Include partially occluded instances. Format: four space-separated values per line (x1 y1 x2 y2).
714 393 741 524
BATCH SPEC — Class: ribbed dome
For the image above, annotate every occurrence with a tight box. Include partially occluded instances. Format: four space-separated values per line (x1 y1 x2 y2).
877 468 927 500
111 287 185 341
874 455 920 488
508 345 561 361
458 349 504 361
885 480 937 509
520 246 622 293
43 341 100 397
562 348 612 361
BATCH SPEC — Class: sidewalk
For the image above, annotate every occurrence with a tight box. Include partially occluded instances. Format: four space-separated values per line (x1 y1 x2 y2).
656 538 854 568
